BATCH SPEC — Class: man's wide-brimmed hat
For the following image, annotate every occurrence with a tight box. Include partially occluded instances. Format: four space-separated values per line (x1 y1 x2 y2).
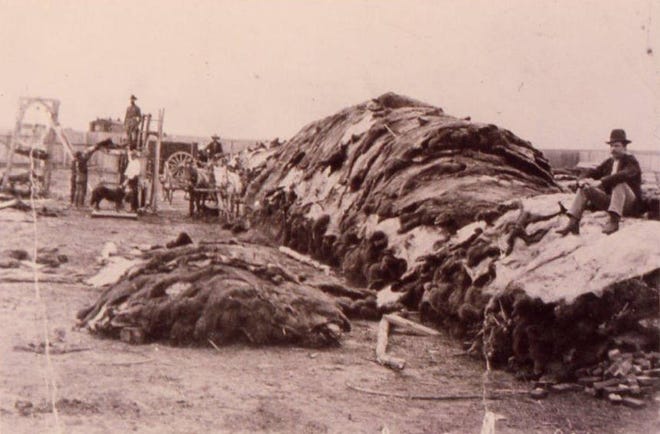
211 134 220 139
606 129 631 145
130 94 138 100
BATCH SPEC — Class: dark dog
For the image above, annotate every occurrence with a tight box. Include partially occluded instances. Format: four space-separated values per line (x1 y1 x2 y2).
90 184 127 211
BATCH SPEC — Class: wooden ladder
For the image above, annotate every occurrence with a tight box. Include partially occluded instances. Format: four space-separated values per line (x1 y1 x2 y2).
0 97 75 195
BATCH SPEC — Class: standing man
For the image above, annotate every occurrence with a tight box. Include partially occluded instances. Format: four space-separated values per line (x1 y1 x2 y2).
556 129 642 235
206 134 224 160
124 95 142 149
73 147 96 207
122 149 142 213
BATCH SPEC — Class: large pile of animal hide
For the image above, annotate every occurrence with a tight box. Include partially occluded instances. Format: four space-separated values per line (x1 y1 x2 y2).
77 241 353 347
243 93 659 381
246 93 558 288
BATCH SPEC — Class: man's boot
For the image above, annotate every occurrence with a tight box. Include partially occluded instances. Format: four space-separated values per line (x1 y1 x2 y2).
556 215 580 236
602 212 620 235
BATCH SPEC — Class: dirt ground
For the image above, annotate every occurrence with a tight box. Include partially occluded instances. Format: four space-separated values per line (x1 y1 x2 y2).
0 169 658 433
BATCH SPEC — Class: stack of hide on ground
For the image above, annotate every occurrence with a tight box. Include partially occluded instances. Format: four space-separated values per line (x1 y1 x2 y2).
419 194 660 378
381 196 658 390
77 241 354 347
246 93 558 288
245 92 558 320
243 93 659 381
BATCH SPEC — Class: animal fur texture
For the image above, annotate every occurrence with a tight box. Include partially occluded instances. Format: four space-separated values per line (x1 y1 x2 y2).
77 242 351 348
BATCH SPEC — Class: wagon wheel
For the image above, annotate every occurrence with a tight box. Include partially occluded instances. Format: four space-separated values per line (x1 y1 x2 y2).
165 151 194 186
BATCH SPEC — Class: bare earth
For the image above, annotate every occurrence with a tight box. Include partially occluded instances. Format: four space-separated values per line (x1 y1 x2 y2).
0 170 658 433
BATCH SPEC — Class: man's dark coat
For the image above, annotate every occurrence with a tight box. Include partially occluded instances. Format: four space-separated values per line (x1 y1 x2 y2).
588 153 643 210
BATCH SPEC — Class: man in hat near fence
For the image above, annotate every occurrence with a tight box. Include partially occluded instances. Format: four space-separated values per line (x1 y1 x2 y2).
556 129 642 235
124 95 142 149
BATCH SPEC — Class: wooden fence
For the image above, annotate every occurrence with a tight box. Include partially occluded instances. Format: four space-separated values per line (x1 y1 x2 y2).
542 149 660 172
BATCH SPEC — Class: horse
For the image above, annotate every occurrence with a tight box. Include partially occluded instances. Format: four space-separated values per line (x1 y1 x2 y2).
213 163 244 221
182 162 216 217
159 166 176 204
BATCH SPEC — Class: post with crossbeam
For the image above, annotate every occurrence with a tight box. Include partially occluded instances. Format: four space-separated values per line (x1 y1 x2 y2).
141 113 152 151
150 109 164 212
43 132 55 195
0 100 27 189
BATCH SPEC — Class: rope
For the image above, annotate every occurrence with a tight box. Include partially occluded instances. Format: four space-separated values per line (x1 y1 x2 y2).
28 151 64 433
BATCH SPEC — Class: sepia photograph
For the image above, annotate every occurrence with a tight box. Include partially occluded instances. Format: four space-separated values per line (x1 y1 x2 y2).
0 1 658 433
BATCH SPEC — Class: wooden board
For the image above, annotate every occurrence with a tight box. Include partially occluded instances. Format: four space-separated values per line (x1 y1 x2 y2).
383 313 441 336
376 318 406 370
91 210 138 220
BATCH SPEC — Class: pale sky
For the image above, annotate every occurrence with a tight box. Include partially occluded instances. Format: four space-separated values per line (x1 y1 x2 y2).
0 0 657 149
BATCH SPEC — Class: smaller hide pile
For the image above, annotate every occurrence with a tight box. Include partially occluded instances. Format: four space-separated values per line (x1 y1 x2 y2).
0 171 46 198
77 242 352 348
0 195 63 217
0 247 71 284
0 247 67 269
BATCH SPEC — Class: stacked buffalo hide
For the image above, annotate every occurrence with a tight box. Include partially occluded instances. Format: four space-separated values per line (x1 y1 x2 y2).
77 242 352 348
246 92 558 290
242 93 659 381
388 193 659 380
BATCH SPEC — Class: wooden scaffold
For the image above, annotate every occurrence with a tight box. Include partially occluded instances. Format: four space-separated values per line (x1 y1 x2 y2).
0 97 76 195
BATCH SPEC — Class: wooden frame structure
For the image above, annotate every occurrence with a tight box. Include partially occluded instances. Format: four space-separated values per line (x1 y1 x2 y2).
90 108 165 219
141 109 165 213
1 98 167 216
0 97 76 195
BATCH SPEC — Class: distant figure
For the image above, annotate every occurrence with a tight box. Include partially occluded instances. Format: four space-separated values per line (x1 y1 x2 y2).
206 134 224 160
124 95 142 149
122 149 142 212
556 129 642 235
72 147 95 207
70 156 77 205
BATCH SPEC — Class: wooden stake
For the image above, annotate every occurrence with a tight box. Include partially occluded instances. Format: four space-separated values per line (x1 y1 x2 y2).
151 109 164 212
346 383 493 401
208 338 221 352
90 210 138 220
383 314 440 336
383 124 398 137
376 318 406 370
0 199 20 210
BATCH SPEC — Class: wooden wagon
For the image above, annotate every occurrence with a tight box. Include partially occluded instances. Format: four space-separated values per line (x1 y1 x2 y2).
145 140 199 203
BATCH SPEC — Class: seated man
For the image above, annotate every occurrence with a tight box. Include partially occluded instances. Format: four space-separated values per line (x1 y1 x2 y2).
206 134 224 160
557 129 642 235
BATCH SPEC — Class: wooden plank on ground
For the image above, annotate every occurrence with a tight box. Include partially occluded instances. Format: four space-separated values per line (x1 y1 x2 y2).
0 199 20 210
383 313 441 336
91 210 138 220
376 318 406 370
